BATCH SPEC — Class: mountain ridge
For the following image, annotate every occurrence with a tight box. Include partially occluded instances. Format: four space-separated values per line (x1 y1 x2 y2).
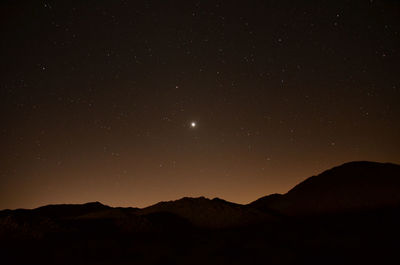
1 161 400 265
1 161 400 219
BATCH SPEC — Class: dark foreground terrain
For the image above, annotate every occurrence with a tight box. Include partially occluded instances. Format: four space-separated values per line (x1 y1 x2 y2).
1 161 400 265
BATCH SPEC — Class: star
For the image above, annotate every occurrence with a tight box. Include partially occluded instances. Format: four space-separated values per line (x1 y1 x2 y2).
190 121 197 128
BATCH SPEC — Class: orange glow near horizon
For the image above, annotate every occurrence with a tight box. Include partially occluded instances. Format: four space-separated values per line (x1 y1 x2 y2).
1 1 400 210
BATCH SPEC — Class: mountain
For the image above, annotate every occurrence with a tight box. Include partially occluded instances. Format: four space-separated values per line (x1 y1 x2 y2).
1 161 400 265
249 161 400 215
139 196 274 228
2 161 400 232
33 201 111 218
248 193 284 213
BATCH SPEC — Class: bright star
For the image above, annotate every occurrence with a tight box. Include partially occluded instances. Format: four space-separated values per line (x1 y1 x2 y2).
190 121 196 128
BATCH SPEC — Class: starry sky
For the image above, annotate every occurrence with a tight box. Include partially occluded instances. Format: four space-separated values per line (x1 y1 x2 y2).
1 0 399 210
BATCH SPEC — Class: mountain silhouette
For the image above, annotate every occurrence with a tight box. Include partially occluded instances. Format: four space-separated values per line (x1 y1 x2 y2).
1 161 400 265
249 161 400 215
139 196 274 228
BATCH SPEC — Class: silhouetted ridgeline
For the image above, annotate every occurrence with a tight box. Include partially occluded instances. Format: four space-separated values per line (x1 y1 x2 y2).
1 161 400 265
250 161 400 215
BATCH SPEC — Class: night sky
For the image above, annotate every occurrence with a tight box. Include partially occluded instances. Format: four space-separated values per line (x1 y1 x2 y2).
1 0 399 210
